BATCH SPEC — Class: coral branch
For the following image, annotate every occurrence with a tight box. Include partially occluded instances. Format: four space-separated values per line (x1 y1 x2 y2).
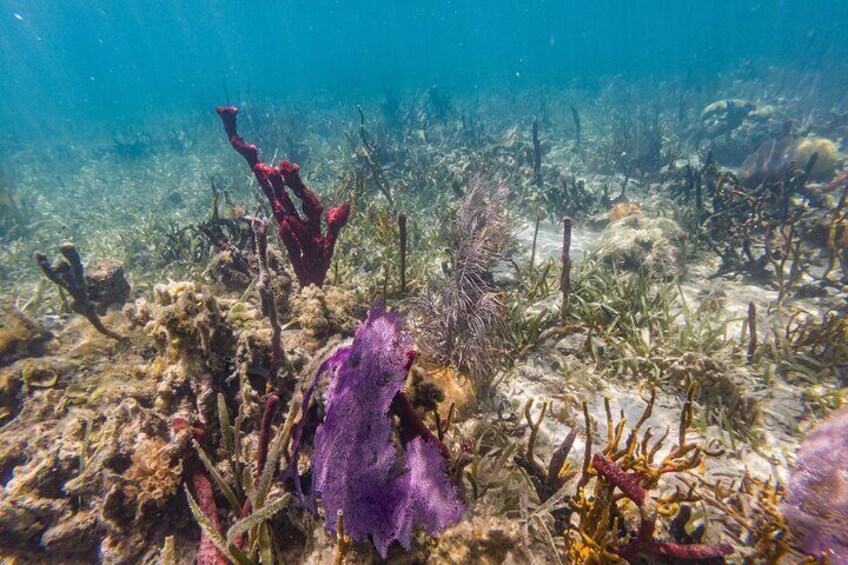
591 453 646 506
251 217 288 379
619 538 735 561
746 301 757 363
256 394 280 482
216 106 350 287
532 120 542 187
560 216 573 322
391 390 451 461
398 213 408 294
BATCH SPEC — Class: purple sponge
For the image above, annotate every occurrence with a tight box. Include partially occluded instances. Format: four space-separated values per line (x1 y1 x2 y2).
782 406 848 563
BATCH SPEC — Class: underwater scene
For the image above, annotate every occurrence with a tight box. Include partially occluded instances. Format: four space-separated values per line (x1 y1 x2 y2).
2 1 848 563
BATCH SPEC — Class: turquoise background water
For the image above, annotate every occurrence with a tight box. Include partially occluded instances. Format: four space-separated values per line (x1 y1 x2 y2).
2 1 847 139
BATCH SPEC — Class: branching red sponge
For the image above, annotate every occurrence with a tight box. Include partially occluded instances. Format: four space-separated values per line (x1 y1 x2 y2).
592 453 734 562
216 106 351 287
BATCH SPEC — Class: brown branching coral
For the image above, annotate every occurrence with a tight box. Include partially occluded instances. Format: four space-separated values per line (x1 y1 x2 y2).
681 473 814 563
514 398 578 504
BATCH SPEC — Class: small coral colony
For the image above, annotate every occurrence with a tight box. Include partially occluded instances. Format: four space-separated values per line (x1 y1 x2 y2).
1 81 848 564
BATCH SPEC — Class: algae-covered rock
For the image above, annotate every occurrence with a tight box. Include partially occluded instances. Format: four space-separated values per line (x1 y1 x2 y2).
125 281 235 421
699 99 780 165
85 261 131 315
207 249 253 290
666 351 760 428
291 284 359 343
0 305 51 366
700 99 757 131
591 215 687 278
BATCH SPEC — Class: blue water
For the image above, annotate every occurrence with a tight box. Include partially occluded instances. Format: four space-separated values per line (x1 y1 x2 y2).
2 1 847 140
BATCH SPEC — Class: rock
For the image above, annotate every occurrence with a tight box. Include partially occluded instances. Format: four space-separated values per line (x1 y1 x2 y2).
699 99 780 166
0 305 51 367
41 510 100 554
591 215 687 278
700 99 757 132
85 261 130 315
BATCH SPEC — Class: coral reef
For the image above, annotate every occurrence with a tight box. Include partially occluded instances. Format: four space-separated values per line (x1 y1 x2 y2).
3 67 848 565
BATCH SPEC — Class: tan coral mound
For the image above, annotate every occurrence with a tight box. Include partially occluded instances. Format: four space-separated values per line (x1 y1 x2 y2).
791 136 841 181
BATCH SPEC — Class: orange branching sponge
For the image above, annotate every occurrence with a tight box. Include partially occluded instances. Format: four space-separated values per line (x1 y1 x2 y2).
564 384 734 563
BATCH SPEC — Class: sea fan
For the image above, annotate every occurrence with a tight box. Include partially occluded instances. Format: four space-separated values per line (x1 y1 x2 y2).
416 175 511 396
311 305 463 558
782 406 848 563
